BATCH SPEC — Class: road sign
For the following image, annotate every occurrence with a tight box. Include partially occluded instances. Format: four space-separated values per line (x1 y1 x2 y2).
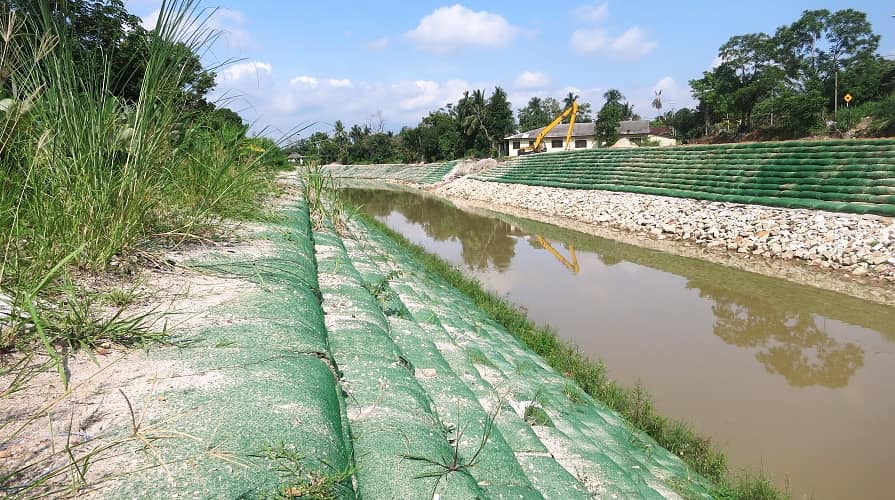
843 93 853 103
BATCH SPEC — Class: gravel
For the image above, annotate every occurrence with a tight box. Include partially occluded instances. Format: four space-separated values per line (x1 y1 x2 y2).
435 177 895 282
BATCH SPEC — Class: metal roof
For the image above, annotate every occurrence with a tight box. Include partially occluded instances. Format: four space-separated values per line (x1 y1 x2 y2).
616 120 650 135
504 122 595 140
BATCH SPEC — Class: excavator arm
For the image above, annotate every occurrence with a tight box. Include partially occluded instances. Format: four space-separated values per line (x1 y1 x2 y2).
519 101 579 155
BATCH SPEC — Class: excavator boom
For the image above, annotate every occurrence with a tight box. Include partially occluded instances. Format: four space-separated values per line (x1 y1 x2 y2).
519 100 579 155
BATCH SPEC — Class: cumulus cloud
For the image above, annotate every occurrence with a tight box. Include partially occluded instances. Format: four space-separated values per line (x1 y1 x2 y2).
514 71 550 89
625 76 695 118
364 37 390 50
217 74 476 136
218 61 272 83
609 27 656 57
574 2 609 23
328 78 354 88
405 4 520 54
570 27 608 53
138 7 253 49
289 76 320 87
569 2 656 58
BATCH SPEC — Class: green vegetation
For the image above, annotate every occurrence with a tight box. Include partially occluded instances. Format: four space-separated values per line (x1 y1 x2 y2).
324 160 457 185
254 443 355 500
476 139 895 216
594 89 638 146
287 87 520 164
687 8 893 139
0 1 286 354
354 210 787 499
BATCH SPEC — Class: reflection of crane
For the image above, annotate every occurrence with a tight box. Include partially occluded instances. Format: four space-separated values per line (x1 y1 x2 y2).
535 235 579 274
519 101 579 155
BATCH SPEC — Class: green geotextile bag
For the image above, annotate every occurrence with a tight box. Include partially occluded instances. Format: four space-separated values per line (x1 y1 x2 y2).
331 218 716 499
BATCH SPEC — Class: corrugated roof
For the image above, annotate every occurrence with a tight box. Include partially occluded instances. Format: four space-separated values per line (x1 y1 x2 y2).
504 122 595 140
617 120 650 135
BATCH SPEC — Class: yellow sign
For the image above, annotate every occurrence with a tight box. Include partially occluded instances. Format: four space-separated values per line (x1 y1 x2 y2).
843 93 853 103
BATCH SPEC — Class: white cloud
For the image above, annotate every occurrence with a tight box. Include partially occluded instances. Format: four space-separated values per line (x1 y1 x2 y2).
575 2 609 23
711 55 724 68
218 61 272 83
569 3 656 59
328 78 354 88
209 8 253 50
405 5 520 54
627 76 695 118
138 6 253 49
610 27 656 57
290 76 320 87
570 27 608 53
514 71 550 90
364 37 390 50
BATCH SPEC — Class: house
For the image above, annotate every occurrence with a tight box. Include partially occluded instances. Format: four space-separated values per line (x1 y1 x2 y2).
615 120 677 147
287 152 306 165
504 122 595 157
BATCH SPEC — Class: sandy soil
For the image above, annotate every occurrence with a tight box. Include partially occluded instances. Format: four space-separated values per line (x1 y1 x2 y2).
0 176 302 497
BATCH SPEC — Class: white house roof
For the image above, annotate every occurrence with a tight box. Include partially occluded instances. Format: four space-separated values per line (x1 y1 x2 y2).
504 122 595 140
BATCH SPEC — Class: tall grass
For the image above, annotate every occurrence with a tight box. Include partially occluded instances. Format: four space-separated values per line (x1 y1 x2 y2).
0 1 284 351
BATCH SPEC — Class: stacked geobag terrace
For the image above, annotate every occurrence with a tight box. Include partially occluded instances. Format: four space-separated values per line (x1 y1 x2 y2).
313 215 715 498
325 160 459 185
475 139 895 217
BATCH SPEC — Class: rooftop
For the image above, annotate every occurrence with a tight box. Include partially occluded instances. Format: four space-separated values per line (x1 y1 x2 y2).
505 122 595 140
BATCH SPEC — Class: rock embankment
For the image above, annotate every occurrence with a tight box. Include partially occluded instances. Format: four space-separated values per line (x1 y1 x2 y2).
436 177 895 282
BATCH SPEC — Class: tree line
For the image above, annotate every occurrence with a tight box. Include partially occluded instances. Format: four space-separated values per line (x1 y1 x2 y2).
289 7 893 165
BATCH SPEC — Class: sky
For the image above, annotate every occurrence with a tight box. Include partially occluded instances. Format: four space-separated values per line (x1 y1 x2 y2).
125 1 895 137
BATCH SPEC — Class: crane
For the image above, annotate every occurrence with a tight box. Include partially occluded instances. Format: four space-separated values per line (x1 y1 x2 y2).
518 100 578 155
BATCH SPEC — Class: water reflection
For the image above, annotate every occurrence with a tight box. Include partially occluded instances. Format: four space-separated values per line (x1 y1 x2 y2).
342 187 893 388
350 187 521 271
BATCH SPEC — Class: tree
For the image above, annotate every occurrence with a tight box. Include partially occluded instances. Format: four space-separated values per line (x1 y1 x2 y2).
517 96 565 131
668 108 702 140
484 86 515 154
561 91 593 123
418 109 461 161
457 89 493 156
776 9 880 114
11 0 217 107
594 89 631 146
651 89 663 117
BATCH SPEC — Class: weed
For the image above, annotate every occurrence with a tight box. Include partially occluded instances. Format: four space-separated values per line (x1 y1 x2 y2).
103 287 139 308
523 405 553 427
401 401 500 498
563 382 584 403
361 270 409 318
465 347 494 368
249 442 354 500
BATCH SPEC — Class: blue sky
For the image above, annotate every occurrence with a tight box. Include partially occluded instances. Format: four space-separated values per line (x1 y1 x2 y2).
126 1 895 137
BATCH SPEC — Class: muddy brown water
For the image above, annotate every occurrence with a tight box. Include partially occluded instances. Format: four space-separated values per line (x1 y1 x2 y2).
342 186 895 500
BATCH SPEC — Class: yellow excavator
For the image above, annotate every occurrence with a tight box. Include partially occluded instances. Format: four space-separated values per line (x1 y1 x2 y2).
518 100 578 155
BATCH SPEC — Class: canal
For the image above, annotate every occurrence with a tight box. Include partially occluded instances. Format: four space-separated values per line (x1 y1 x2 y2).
341 186 895 499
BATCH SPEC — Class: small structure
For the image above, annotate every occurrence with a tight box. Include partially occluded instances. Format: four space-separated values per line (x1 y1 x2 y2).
615 120 677 147
504 122 595 157
287 152 306 165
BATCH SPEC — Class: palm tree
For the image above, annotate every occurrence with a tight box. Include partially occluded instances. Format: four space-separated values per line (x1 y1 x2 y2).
651 89 663 117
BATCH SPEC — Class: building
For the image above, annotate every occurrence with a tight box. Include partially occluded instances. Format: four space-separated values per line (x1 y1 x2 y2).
615 120 677 147
287 152 306 165
504 122 595 157
504 120 678 156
